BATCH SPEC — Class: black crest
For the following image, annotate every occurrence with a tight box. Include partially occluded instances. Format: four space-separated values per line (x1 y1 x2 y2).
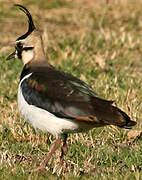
14 4 36 40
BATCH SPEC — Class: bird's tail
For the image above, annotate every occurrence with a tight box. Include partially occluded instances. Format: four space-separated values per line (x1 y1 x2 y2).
116 108 137 129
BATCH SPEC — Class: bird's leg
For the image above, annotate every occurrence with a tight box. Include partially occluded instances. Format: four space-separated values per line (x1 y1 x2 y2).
32 138 61 172
60 134 68 166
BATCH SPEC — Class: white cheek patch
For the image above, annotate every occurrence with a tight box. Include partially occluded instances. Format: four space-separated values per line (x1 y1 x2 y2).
22 50 34 65
15 50 18 58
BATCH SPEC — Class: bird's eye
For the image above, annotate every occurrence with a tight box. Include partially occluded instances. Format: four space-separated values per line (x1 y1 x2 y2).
17 42 23 49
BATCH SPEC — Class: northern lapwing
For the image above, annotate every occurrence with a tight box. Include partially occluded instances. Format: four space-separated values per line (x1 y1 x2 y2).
7 4 137 171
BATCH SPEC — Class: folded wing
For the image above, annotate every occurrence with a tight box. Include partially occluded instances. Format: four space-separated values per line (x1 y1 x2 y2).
21 65 136 128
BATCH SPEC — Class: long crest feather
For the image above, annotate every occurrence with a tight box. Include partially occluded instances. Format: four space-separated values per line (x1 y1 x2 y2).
14 4 36 40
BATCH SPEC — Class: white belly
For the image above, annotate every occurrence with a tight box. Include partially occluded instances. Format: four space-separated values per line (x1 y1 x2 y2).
18 74 94 137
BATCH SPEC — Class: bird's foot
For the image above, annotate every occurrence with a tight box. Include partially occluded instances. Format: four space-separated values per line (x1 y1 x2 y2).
29 162 47 172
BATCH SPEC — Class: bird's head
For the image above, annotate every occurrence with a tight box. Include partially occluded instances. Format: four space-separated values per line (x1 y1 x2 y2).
7 4 45 65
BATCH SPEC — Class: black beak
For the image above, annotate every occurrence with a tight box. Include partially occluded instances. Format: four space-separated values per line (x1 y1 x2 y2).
6 51 16 60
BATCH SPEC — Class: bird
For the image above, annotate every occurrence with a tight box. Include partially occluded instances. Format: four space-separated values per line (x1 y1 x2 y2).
7 4 136 171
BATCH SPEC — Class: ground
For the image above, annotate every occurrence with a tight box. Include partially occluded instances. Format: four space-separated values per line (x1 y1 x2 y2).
0 0 142 179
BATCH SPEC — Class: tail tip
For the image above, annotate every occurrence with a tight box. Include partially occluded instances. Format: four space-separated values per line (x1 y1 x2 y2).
120 120 137 129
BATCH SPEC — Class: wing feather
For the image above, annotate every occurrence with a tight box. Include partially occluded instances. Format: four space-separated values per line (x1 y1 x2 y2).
20 65 136 128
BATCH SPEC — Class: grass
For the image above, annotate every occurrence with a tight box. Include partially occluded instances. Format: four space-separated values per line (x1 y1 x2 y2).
0 0 142 179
